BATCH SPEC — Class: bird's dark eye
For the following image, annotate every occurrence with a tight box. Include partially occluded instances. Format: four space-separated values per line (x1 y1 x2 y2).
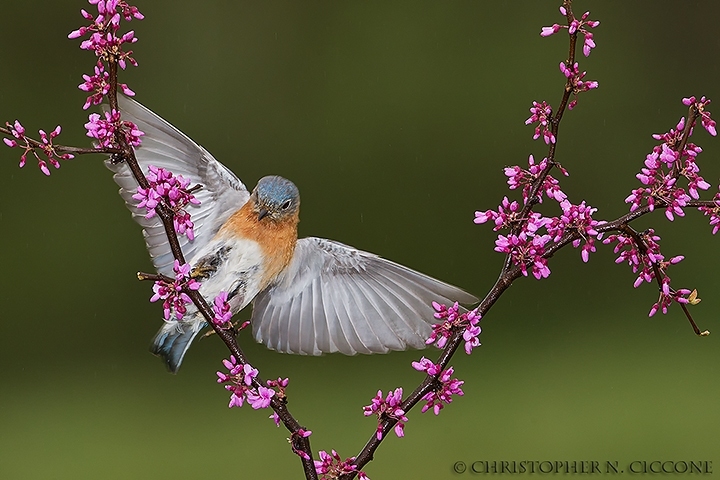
281 199 292 210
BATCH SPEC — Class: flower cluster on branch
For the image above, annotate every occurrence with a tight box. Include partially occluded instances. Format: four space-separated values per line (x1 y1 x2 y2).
216 356 276 409
473 3 715 336
132 165 200 239
149 260 199 320
3 122 73 175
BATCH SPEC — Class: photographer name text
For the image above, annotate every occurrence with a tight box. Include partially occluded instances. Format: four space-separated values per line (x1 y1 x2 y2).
453 460 713 475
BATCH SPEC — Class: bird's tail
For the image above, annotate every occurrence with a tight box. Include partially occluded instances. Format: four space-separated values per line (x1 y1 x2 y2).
150 320 205 373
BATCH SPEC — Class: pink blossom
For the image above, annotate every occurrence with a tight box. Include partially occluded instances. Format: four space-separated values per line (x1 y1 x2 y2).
85 109 144 148
627 111 708 221
603 230 692 317
289 428 313 459
411 357 441 376
474 196 522 231
649 286 693 317
559 61 598 109
315 450 369 480
173 211 195 240
228 392 246 409
495 231 552 279
212 291 232 326
237 363 257 387
698 188 720 234
247 386 275 409
149 260 201 320
541 9 599 57
420 366 464 415
216 357 273 410
266 376 290 405
425 303 482 354
3 120 74 175
118 2 144 21
363 388 408 440
684 96 717 136
540 24 562 37
78 61 135 110
69 1 143 70
525 101 555 144
269 412 281 426
476 155 573 279
462 315 482 354
267 377 290 388
652 116 687 146
132 165 200 239
582 32 596 57
546 200 601 262
502 155 567 205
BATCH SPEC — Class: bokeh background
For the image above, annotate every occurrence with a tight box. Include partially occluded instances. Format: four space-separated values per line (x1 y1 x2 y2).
1 1 719 478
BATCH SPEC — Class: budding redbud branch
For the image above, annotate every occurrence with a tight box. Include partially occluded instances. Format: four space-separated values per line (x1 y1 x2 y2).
5 1 716 479
39 1 320 474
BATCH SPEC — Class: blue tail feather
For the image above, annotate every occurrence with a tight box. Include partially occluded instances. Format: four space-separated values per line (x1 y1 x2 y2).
150 322 205 373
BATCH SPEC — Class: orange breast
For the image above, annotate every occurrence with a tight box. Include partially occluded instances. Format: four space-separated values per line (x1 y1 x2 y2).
219 201 298 288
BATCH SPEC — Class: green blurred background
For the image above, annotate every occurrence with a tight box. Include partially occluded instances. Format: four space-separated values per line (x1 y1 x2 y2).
1 1 719 478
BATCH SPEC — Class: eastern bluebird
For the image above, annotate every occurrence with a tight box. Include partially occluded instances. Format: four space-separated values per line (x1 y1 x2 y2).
106 97 477 373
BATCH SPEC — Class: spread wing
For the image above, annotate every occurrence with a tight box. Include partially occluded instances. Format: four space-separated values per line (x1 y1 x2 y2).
251 237 478 355
105 97 250 276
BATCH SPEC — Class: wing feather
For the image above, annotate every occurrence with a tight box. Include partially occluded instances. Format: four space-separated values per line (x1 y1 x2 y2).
300 280 321 354
251 237 478 355
351 275 402 351
361 268 427 346
105 97 250 275
332 275 369 354
315 279 335 353
325 276 356 354
340 274 377 353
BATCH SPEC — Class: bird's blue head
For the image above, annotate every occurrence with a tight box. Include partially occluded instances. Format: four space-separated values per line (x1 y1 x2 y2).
253 175 300 221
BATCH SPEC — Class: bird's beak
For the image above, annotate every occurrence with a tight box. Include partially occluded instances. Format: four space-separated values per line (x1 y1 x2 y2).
258 208 269 221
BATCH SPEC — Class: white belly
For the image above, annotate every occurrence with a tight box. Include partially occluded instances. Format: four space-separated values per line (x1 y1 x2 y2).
190 236 268 314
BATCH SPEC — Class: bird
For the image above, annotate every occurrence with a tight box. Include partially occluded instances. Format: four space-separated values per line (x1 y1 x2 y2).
105 97 478 373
